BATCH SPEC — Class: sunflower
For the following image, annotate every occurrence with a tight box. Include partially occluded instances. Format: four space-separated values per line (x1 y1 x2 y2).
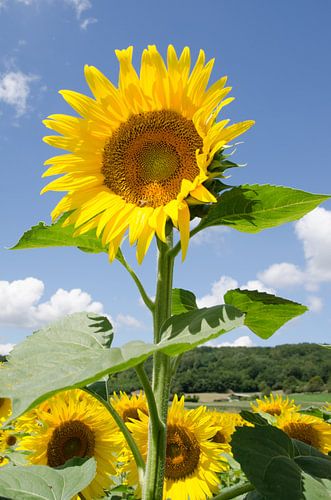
0 428 18 467
17 389 122 499
0 398 12 422
276 412 331 454
124 395 227 500
42 45 254 263
251 393 299 416
208 410 252 451
110 391 148 424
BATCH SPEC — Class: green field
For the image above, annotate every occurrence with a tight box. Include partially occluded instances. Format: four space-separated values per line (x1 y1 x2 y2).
185 392 330 412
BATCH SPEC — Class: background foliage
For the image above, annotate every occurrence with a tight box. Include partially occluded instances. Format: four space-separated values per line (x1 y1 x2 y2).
108 344 331 394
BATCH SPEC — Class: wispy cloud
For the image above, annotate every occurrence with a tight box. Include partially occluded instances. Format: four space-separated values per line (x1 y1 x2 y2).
80 16 97 30
0 70 38 116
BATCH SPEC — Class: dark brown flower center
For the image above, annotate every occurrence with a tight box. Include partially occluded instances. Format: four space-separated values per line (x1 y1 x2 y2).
47 420 95 467
102 110 202 208
122 407 148 423
6 435 17 447
283 422 320 449
212 430 227 444
165 424 200 480
267 408 281 416
0 398 5 409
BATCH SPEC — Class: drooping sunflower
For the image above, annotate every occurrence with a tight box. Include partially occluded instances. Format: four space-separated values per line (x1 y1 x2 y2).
42 45 254 263
251 393 299 416
208 410 252 451
17 389 122 499
276 412 331 454
124 395 227 500
110 391 148 424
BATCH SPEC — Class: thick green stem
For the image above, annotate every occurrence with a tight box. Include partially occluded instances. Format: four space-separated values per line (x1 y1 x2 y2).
212 482 255 500
142 233 175 500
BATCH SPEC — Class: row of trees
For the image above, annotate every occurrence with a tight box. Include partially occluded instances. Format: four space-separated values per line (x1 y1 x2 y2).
109 343 331 394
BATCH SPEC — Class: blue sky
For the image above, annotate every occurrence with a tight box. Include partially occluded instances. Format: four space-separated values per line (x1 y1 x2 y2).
0 0 331 353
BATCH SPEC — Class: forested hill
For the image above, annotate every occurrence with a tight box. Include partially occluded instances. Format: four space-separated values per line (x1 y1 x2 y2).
110 343 331 394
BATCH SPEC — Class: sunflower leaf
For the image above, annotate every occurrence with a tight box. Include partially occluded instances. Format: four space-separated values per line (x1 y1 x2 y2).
231 426 303 500
302 474 331 500
0 458 96 500
0 309 244 421
0 313 157 421
159 304 244 355
171 288 198 315
198 184 330 232
224 289 307 339
10 214 106 254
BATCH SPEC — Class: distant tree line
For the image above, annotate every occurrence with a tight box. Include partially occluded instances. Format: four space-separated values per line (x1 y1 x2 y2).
109 344 331 394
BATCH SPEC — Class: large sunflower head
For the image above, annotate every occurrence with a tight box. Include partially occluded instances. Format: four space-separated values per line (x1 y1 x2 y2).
42 45 254 263
124 395 228 499
276 412 331 455
251 393 300 417
17 389 122 500
110 391 148 424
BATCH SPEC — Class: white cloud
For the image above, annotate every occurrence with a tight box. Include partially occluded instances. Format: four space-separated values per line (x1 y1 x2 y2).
116 314 142 328
295 207 331 284
257 262 305 289
216 336 254 347
0 278 103 328
65 0 91 18
80 16 97 29
16 0 35 4
0 71 37 116
0 343 15 355
197 275 275 309
240 280 275 294
197 276 238 308
307 295 323 313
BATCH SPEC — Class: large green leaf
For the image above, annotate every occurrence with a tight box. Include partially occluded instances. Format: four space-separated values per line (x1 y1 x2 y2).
0 314 157 421
171 288 198 315
159 304 244 355
231 425 303 500
198 184 329 233
224 289 307 339
302 474 331 500
11 215 106 254
0 308 244 422
0 458 96 500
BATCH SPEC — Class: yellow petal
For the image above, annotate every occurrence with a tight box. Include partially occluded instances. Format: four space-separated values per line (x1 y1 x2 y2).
136 225 155 264
190 184 216 203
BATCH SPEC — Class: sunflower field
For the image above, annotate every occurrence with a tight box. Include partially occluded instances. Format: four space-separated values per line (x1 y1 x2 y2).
0 45 330 500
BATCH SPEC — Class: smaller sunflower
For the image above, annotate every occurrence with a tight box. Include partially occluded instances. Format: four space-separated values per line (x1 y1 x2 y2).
208 411 252 452
17 389 123 499
276 412 331 454
124 395 227 500
251 393 299 416
0 398 12 422
0 428 18 467
110 391 148 424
